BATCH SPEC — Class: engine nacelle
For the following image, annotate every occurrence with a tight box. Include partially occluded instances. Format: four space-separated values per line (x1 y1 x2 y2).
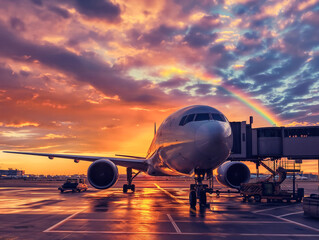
87 159 119 189
216 161 250 189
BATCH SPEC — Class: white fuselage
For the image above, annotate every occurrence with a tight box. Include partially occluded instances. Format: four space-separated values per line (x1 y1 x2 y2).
145 105 233 176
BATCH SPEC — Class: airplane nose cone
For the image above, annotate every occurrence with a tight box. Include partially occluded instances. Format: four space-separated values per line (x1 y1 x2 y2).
195 121 232 159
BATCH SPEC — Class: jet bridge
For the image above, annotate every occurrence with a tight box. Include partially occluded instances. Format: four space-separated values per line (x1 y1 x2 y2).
229 120 319 160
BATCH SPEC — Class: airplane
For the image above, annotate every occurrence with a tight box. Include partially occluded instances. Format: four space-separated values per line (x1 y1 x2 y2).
4 105 251 208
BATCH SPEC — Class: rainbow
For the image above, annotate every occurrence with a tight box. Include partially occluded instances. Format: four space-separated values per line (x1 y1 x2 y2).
160 67 280 126
220 84 279 126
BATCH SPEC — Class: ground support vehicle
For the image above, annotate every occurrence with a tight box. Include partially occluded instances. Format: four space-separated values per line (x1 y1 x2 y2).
58 178 88 193
240 181 304 203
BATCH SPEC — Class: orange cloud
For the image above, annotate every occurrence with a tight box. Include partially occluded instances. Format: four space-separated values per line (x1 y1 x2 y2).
0 122 39 128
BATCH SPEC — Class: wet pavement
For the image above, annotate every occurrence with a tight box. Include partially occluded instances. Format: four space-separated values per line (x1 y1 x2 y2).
0 180 318 239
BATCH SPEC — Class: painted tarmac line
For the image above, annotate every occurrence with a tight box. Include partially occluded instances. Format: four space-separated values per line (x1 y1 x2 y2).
167 214 182 233
278 211 304 217
0 187 54 190
43 209 84 232
69 218 287 224
270 214 319 233
42 230 319 237
153 183 185 204
253 204 300 213
70 218 172 223
2 189 29 193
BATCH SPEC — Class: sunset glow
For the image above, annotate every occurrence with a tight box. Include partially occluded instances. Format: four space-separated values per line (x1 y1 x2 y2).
0 0 318 174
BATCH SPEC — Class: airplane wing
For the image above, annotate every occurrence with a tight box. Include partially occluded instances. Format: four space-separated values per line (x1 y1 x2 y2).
3 151 149 171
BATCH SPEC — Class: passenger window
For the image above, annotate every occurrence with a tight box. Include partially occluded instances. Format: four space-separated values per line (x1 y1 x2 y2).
184 114 195 125
195 113 210 121
179 115 187 126
211 113 226 122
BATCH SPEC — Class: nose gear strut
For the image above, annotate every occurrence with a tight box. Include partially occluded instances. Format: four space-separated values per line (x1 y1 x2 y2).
189 169 213 208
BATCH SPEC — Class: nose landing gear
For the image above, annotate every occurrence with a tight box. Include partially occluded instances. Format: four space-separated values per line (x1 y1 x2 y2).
189 169 212 208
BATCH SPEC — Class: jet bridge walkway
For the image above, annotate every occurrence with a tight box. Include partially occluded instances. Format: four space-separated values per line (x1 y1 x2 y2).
228 120 319 161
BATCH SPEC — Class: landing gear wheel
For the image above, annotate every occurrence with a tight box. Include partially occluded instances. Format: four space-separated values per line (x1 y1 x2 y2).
131 184 135 192
189 190 196 208
60 189 64 193
199 190 207 207
123 184 128 193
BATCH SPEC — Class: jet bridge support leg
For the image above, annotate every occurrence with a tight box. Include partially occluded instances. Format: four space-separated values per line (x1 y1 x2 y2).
123 167 140 193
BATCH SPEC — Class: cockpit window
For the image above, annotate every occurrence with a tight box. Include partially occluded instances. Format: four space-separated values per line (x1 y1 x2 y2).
179 112 227 126
195 113 210 121
179 115 187 126
211 113 226 122
184 114 195 125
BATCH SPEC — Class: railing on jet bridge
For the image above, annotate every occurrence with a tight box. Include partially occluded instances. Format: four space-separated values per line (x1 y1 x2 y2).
280 159 301 172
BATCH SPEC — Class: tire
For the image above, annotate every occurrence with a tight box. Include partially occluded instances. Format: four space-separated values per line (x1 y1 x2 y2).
131 184 135 192
60 189 64 193
123 184 128 193
189 190 196 208
254 194 261 202
199 190 207 207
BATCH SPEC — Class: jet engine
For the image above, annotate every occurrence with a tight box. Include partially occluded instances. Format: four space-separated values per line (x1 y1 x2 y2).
87 159 119 189
216 161 250 189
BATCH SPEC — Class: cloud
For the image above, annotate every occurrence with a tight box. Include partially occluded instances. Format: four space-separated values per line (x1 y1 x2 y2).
1 122 39 128
10 17 26 32
0 22 170 105
232 1 265 16
0 0 319 172
73 0 121 22
30 0 42 6
40 133 75 139
158 77 188 88
133 24 184 48
194 83 214 95
173 0 219 15
47 5 70 19
184 26 217 48
184 15 221 48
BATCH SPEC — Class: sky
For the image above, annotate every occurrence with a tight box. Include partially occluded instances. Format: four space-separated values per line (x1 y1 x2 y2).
0 0 318 175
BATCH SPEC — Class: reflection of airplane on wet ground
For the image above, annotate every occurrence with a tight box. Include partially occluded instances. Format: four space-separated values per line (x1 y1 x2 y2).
5 105 252 208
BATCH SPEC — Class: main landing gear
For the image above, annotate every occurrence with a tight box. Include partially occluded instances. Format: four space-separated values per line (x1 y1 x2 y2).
123 167 140 193
189 169 213 209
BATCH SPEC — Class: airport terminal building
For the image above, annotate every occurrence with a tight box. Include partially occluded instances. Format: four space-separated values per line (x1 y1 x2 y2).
0 169 25 177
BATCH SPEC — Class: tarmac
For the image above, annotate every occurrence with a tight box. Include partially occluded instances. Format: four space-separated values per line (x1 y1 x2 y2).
0 179 318 240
